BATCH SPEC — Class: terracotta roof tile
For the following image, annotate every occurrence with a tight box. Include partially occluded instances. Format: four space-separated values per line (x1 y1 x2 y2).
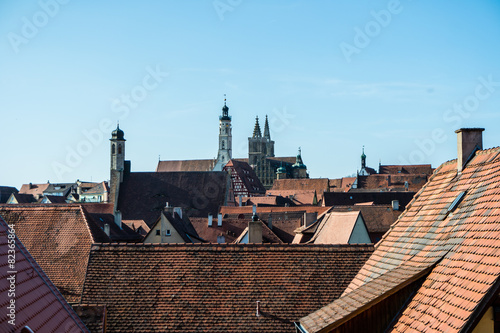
190 217 283 243
0 216 90 332
80 243 373 332
299 146 500 332
156 159 215 172
0 204 111 303
270 179 329 201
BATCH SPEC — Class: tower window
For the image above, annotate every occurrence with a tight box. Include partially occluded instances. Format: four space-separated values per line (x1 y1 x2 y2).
112 144 116 154
222 140 225 149
118 145 122 154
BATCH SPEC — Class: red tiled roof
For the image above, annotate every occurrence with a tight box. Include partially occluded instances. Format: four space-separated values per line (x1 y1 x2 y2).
117 171 229 227
156 159 215 172
266 190 317 205
82 204 143 242
19 183 50 196
0 216 90 332
80 243 374 332
271 178 329 201
190 217 283 244
224 159 266 195
123 219 150 236
378 164 433 175
323 191 416 207
356 174 429 192
300 146 500 332
0 204 111 303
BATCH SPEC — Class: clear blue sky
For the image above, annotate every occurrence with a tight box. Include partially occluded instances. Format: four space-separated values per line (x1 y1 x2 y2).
1 0 500 188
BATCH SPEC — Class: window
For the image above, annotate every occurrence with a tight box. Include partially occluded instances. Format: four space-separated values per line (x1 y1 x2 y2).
222 140 225 149
448 191 467 213
156 230 160 236
112 144 116 154
166 229 171 236
118 144 122 154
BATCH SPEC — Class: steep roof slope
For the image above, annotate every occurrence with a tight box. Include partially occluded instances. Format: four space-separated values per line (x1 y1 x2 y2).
0 205 110 302
0 216 90 332
299 147 500 332
117 171 228 226
81 243 374 333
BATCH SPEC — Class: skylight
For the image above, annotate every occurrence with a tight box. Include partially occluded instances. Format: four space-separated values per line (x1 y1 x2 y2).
448 191 467 213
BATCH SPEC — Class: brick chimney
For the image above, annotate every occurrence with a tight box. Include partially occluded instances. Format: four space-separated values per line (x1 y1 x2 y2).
456 128 484 173
114 210 122 229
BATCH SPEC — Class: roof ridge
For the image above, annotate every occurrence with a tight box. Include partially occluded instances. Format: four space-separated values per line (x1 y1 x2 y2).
91 242 374 251
79 205 99 244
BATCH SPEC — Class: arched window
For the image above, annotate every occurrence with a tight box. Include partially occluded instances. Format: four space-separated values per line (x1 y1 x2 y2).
112 144 116 154
118 144 122 154
222 140 225 149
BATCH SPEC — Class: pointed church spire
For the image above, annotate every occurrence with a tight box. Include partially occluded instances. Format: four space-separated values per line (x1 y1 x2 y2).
252 116 262 138
361 146 366 169
263 115 271 140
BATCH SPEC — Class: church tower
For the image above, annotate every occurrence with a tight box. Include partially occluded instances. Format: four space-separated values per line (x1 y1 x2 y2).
248 116 264 167
110 124 125 205
213 95 232 171
263 115 275 157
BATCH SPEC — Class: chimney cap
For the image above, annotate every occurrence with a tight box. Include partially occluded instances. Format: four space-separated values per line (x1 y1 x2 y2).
455 128 485 133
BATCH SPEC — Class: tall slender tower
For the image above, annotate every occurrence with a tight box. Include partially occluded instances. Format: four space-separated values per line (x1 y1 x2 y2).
263 115 274 157
110 124 125 205
213 95 232 171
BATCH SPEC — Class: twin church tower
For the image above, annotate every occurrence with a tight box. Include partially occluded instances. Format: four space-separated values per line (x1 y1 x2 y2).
213 95 307 187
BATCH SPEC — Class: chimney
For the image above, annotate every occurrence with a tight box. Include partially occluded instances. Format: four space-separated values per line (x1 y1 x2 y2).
239 195 243 207
103 186 109 203
103 223 110 237
392 200 399 211
303 212 317 227
456 128 484 173
164 202 174 215
28 183 33 190
217 234 226 243
217 213 223 227
208 214 213 227
114 210 122 229
267 213 272 229
76 180 82 196
248 212 263 243
173 207 182 219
